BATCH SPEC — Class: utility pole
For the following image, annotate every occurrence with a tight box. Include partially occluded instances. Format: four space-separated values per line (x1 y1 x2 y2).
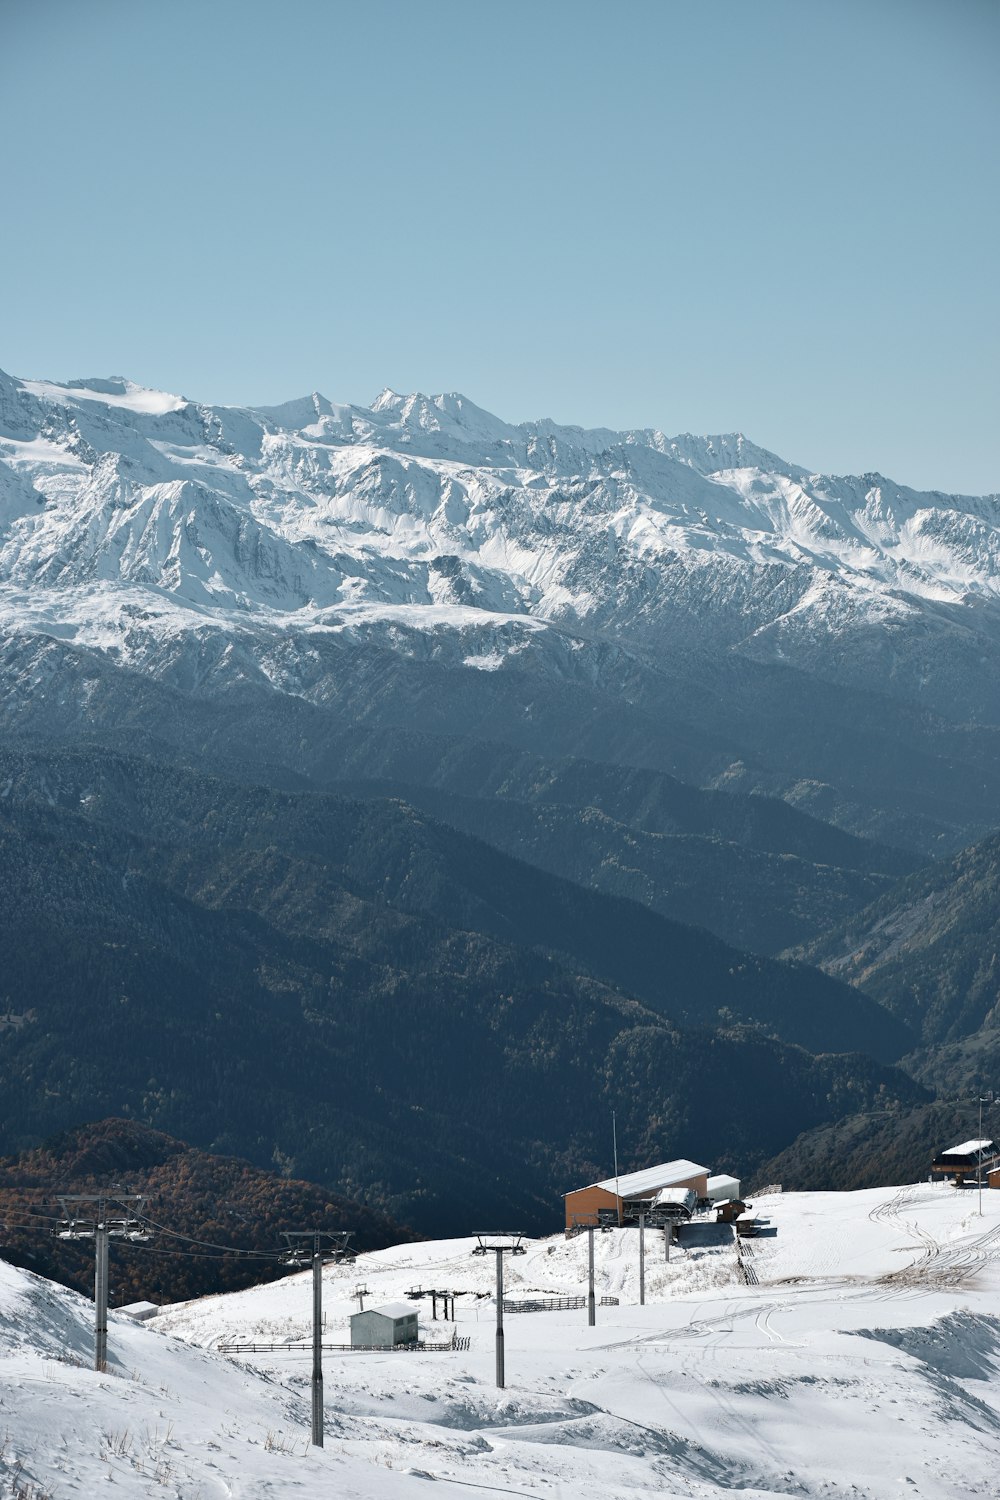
280 1231 354 1447
587 1226 596 1326
977 1093 995 1217
639 1213 645 1307
95 1222 109 1371
56 1195 150 1372
472 1233 525 1389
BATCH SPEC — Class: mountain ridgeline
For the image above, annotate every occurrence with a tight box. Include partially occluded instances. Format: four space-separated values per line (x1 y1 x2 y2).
0 369 998 856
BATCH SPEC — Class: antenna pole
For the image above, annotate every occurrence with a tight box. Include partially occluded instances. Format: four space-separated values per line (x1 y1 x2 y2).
587 1226 596 1326
312 1237 324 1447
977 1094 995 1217
639 1213 645 1306
94 1220 109 1373
613 1110 622 1225
495 1249 505 1388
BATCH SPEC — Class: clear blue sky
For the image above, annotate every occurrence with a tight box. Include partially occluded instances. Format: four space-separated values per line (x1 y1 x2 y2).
2 0 997 491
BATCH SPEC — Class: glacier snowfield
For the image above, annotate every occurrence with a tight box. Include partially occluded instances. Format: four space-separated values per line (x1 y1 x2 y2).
5 1182 1000 1498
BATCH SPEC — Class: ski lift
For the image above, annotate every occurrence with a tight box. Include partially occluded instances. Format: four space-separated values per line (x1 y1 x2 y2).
120 1219 152 1242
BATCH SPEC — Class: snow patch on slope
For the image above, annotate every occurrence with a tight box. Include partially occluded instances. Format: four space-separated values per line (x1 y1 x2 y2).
22 375 189 416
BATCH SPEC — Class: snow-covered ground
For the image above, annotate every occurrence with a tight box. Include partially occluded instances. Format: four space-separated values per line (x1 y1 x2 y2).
5 1182 1000 1498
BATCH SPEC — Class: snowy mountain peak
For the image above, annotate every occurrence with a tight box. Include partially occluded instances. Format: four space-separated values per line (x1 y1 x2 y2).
370 387 519 446
0 368 997 722
252 391 347 430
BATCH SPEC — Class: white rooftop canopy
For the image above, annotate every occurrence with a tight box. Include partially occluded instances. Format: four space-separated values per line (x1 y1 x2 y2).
367 1301 419 1321
120 1301 159 1321
943 1140 995 1157
707 1174 741 1198
652 1187 697 1208
572 1159 709 1199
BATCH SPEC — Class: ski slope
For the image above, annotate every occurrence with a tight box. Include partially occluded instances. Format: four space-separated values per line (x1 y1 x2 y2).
5 1182 1000 1497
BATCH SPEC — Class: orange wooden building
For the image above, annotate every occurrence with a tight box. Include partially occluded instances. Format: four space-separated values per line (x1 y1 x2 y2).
564 1159 710 1230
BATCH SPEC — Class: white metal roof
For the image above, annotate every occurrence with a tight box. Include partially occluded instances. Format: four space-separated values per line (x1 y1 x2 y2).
569 1158 709 1199
365 1301 419 1321
943 1139 995 1157
120 1301 159 1320
707 1174 741 1195
652 1187 697 1207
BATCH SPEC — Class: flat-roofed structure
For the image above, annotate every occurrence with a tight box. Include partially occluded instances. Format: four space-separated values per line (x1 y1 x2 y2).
349 1301 419 1348
931 1138 999 1184
707 1174 741 1205
121 1301 159 1322
564 1158 709 1229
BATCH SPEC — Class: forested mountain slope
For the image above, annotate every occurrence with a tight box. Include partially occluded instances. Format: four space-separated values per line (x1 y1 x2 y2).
799 831 1000 1047
2 370 996 1220
0 1118 409 1302
0 751 924 1232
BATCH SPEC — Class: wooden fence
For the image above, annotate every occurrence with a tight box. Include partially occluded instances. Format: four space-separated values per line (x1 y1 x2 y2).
218 1336 470 1354
502 1295 619 1313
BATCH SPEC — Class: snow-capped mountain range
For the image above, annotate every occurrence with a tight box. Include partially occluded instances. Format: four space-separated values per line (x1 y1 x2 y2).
2 367 998 856
1 368 997 706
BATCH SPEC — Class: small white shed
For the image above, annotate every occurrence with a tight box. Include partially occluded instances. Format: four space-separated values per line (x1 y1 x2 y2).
707 1174 741 1205
350 1301 419 1348
120 1301 159 1322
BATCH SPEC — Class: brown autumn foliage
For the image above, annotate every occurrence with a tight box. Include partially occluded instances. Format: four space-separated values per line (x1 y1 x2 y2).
0 1117 412 1305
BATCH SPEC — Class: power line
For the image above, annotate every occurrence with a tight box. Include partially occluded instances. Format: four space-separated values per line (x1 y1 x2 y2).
116 1242 280 1263
3 1202 287 1258
125 1207 286 1259
6 1194 323 1262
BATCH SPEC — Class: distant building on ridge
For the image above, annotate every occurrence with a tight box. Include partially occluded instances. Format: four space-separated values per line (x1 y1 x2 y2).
563 1158 710 1230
